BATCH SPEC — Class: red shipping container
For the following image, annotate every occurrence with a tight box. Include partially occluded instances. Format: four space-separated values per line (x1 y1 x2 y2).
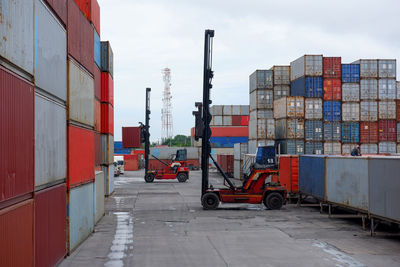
101 103 114 135
122 127 142 148
124 155 139 171
360 122 378 143
132 149 145 156
73 0 100 34
241 115 249 126
94 99 101 132
0 66 34 206
0 199 34 267
35 183 67 267
396 101 400 122
323 57 341 78
231 116 242 126
278 155 299 194
94 132 101 166
45 0 67 26
94 64 101 100
68 0 94 75
101 72 114 105
217 155 234 175
68 125 95 188
379 120 397 141
323 78 341 100
210 126 249 137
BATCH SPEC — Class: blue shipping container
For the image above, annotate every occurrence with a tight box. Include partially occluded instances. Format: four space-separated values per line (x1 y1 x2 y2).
342 64 360 83
341 122 360 143
299 155 327 200
94 30 101 68
210 137 248 148
114 141 131 154
290 76 323 97
323 101 341 121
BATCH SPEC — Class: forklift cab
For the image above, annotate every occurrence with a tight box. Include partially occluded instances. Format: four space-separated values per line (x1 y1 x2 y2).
254 146 277 170
174 149 187 162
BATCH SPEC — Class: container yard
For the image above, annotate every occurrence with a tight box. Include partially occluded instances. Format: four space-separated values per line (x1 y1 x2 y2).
2 1 400 267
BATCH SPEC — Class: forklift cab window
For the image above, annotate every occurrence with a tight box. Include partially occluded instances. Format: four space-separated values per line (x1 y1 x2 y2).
254 146 276 169
175 149 187 162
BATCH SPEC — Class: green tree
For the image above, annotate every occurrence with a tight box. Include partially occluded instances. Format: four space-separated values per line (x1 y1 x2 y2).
162 135 191 147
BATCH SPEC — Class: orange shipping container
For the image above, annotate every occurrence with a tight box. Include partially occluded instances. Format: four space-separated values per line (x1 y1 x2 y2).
124 155 138 171
73 0 100 34
101 103 114 135
323 78 341 100
278 155 299 194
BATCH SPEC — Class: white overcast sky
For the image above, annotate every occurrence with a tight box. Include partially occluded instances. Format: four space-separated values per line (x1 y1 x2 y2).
98 0 400 142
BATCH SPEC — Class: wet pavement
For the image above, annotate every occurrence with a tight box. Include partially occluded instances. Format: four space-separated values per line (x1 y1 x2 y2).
60 170 400 267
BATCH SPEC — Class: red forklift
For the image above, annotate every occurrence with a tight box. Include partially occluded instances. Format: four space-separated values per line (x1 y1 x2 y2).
193 30 286 210
141 88 190 183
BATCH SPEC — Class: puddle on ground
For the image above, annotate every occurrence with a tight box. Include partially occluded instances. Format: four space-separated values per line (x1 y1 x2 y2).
312 241 366 267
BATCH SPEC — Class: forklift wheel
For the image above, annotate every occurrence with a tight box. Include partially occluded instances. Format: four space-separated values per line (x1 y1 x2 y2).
145 173 154 183
177 172 188 183
201 192 220 210
264 192 283 210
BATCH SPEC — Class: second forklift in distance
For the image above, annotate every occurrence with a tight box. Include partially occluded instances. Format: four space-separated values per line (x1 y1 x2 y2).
193 29 286 210
140 88 190 183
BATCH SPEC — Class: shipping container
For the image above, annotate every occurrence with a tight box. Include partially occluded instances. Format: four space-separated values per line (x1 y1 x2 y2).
275 119 304 139
250 109 273 120
250 89 273 110
150 147 199 160
222 115 232 126
248 140 275 154
397 81 400 99
210 115 223 126
378 59 396 78
379 100 396 120
241 115 249 126
378 120 397 141
210 105 223 116
68 0 94 74
360 144 378 154
68 58 95 126
271 65 290 85
305 120 323 141
360 79 378 99
299 155 326 199
44 0 68 26
276 139 304 155
323 57 341 78
342 83 360 101
305 141 323 154
68 125 95 188
233 159 242 179
378 142 396 154
101 103 114 135
94 64 101 99
0 66 34 205
249 119 275 139
74 0 101 34
273 96 304 119
68 182 94 253
35 93 67 190
231 116 242 126
324 142 341 154
277 155 299 194
342 64 360 83
94 171 105 224
35 183 66 267
273 85 290 100
94 132 101 166
360 122 378 144
222 105 249 115
323 101 341 121
210 137 249 148
398 144 400 153
0 0 34 76
342 102 360 121
290 55 323 81
378 79 396 99
101 134 114 165
114 141 131 155
210 126 249 137
342 122 360 143
101 41 114 77
352 59 378 78
216 155 234 175
101 72 114 105
234 143 248 160
398 123 400 142
324 122 341 141
101 165 115 196
0 199 34 267
323 78 341 100
397 101 400 121
94 29 101 68
342 144 358 154
290 76 323 97
122 127 142 148
124 155 138 171
94 99 101 132
36 0 67 101
360 101 378 121
249 70 273 92
304 98 323 119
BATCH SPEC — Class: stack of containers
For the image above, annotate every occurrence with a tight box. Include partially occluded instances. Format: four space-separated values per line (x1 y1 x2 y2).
248 70 275 153
270 66 290 100
290 55 323 154
233 143 249 179
341 63 361 154
323 57 342 154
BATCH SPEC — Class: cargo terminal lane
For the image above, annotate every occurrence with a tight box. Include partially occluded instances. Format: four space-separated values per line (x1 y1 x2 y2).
60 170 400 267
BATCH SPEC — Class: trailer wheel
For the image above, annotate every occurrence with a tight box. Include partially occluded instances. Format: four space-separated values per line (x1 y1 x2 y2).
201 193 219 210
177 172 188 183
145 173 154 183
264 192 283 210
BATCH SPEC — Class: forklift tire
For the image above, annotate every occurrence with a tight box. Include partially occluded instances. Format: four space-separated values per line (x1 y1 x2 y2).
145 173 154 183
264 192 283 210
177 172 188 183
201 192 220 210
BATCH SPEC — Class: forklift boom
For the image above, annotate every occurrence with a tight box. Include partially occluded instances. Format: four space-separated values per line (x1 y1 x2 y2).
151 154 169 167
209 154 235 190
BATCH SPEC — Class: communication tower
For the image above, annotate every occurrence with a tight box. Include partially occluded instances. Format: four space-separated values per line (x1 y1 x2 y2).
161 68 173 142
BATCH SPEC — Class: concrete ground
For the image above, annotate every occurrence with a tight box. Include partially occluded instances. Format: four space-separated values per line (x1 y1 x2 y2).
60 170 400 267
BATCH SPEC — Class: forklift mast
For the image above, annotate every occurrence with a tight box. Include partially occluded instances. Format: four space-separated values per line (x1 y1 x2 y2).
144 88 151 176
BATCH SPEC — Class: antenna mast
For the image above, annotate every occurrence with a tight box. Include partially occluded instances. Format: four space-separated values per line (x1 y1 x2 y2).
161 68 173 143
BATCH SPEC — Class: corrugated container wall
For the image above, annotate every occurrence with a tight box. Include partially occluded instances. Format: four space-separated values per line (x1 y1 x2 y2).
250 89 273 110
35 94 67 190
74 0 101 34
323 78 341 100
290 55 323 81
323 57 341 78
360 144 378 154
341 64 360 83
360 122 378 143
342 83 360 102
101 103 114 135
304 98 323 119
275 119 304 139
210 126 249 137
273 97 304 119
324 122 341 141
352 59 378 78
278 155 299 194
122 127 142 148
378 142 396 153
342 103 360 121
94 64 101 99
94 29 101 68
342 144 358 154
101 72 114 105
378 60 396 78
94 171 105 224
0 67 34 204
323 101 341 121
249 119 275 139
378 120 396 141
290 76 323 97
250 109 273 120
271 66 290 85
44 0 68 26
360 79 378 99
379 101 396 120
324 142 341 154
276 139 304 155
101 134 114 165
94 99 101 132
94 132 101 166
249 70 273 92
305 120 323 141
273 85 290 100
234 143 248 160
101 41 114 76
360 101 378 121
305 142 323 154
378 79 396 99
299 155 326 199
341 122 360 143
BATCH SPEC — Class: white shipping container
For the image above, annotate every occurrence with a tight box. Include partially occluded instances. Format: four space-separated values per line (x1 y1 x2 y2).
342 103 360 121
249 119 275 139
210 105 223 116
101 134 114 165
378 59 396 78
234 143 248 160
397 81 400 99
222 115 232 126
378 101 396 120
324 142 341 155
240 105 250 115
342 144 358 155
304 98 323 119
210 115 223 126
223 105 233 115
271 65 290 85
379 142 396 154
273 96 304 119
94 171 105 224
273 85 290 100
290 55 323 81
342 83 360 102
249 109 273 121
353 59 378 78
360 101 378 121
378 79 396 99
360 144 378 154
250 89 274 111
360 79 378 100
234 159 241 179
